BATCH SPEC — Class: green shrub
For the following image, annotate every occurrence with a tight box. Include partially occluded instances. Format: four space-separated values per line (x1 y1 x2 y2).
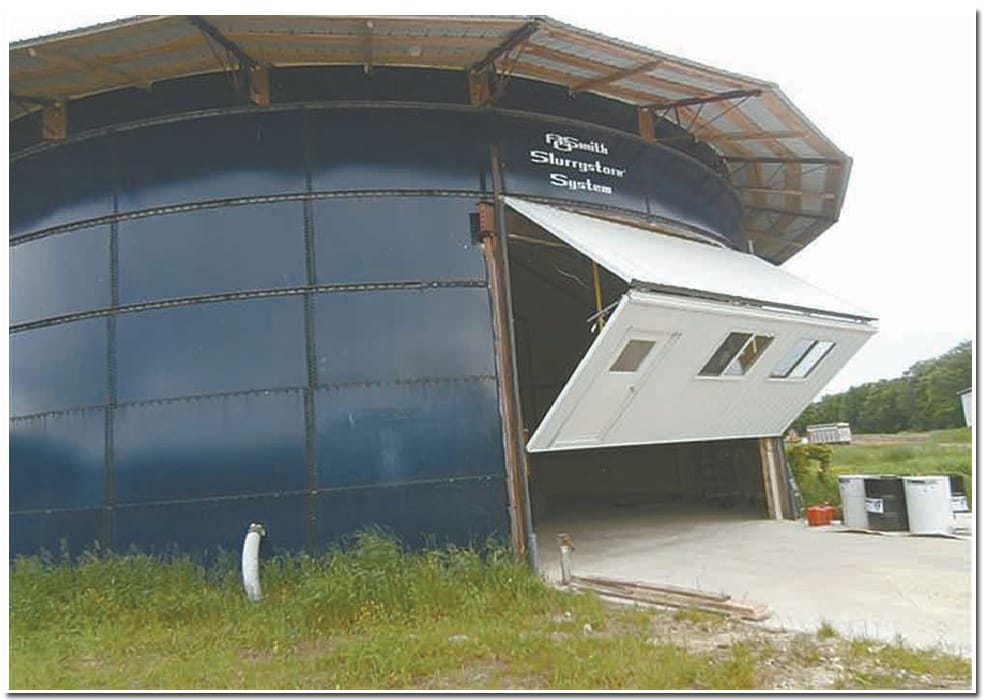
786 444 836 506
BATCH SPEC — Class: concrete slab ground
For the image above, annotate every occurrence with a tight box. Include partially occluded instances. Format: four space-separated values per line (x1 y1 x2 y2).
535 504 973 656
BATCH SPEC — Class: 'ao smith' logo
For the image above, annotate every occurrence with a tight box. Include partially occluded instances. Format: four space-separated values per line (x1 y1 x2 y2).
530 132 624 195
544 132 609 155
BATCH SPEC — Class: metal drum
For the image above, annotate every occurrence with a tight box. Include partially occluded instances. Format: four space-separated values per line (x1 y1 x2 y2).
903 476 954 536
864 476 909 531
837 475 869 530
947 474 970 513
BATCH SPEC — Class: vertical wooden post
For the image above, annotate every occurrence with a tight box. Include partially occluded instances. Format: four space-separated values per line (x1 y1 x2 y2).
591 261 605 332
759 436 784 520
638 107 654 141
469 70 493 107
41 101 67 142
249 67 270 106
480 200 534 563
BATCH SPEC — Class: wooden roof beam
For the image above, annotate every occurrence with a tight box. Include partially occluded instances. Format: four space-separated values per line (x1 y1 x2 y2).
188 15 263 70
189 16 271 104
746 205 834 222
661 132 805 146
738 186 836 199
17 46 155 91
645 88 763 112
569 58 666 95
10 92 59 107
725 156 844 166
470 20 541 74
703 130 806 143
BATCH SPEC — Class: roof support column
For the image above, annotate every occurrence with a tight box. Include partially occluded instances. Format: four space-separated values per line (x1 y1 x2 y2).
760 436 789 520
469 69 494 107
41 101 66 141
480 144 538 567
249 67 270 106
637 107 654 141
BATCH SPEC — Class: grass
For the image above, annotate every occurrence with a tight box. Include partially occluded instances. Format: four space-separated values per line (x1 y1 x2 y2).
794 427 972 508
9 532 755 690
8 532 972 690
816 621 838 640
829 636 972 690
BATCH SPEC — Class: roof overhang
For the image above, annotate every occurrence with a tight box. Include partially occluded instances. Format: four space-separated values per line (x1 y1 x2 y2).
9 15 852 263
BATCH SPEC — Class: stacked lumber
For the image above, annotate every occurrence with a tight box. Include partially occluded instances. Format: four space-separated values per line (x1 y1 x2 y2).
569 574 771 622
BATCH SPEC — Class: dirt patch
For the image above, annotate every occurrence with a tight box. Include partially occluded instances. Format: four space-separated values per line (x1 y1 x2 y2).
639 606 970 690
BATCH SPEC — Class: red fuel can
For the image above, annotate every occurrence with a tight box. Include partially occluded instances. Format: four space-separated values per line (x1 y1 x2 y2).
806 504 835 527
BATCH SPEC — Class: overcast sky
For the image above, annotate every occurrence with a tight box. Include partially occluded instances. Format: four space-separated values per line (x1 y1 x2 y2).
6 9 978 398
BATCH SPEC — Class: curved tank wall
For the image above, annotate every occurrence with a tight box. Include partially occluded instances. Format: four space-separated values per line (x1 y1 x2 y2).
10 102 743 557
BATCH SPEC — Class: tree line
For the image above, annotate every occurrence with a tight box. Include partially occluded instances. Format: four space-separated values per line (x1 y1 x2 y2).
791 340 972 434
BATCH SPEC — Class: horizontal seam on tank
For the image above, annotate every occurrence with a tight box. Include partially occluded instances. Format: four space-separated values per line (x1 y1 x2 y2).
9 280 489 333
10 403 108 423
10 192 734 250
11 504 106 516
103 474 503 510
10 189 489 244
314 375 496 392
10 375 499 422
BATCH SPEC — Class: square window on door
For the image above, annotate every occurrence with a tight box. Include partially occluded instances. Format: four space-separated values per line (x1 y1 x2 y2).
609 339 656 372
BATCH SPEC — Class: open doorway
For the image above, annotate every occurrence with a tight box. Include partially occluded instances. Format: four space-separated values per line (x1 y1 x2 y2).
500 198 875 539
504 207 769 527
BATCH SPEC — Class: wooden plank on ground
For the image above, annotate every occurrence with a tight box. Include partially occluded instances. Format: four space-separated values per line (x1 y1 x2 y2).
570 576 771 622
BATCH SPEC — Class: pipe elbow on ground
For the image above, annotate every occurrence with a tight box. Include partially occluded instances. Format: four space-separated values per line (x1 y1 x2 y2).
242 523 266 601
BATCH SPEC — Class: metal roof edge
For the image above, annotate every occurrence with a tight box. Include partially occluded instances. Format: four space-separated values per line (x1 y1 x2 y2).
9 15 159 48
540 15 776 91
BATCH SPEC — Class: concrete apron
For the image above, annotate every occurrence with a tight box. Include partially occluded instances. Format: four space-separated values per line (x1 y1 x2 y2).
536 504 972 656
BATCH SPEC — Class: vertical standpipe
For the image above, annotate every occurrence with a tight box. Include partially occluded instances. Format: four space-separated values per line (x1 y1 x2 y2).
242 523 267 601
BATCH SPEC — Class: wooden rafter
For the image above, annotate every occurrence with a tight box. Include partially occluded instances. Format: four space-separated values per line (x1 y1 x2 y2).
724 156 844 166
188 15 263 70
737 186 836 199
645 88 763 112
16 46 155 91
471 20 541 74
569 58 665 95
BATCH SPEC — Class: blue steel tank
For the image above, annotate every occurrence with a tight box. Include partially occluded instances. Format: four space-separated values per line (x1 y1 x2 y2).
10 58 743 557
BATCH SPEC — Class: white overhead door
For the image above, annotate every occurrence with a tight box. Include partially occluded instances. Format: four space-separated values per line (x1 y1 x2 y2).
503 198 879 453
527 291 875 451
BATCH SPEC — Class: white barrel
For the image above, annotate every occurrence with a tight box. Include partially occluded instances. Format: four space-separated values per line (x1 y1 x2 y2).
903 476 954 536
838 475 869 530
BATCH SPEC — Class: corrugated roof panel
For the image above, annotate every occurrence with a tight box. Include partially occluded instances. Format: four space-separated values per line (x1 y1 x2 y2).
647 67 743 95
613 79 691 102
518 53 604 80
790 143 827 161
735 99 791 134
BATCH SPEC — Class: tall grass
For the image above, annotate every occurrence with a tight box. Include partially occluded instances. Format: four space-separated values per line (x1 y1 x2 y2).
9 531 756 690
10 531 972 689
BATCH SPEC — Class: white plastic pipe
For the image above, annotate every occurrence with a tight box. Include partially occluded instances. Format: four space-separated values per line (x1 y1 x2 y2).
241 522 266 601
